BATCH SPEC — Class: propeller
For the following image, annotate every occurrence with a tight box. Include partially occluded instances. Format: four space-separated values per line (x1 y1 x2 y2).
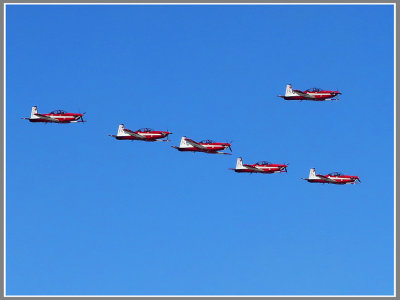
282 163 289 172
226 140 233 152
335 89 341 100
166 130 171 141
81 112 86 122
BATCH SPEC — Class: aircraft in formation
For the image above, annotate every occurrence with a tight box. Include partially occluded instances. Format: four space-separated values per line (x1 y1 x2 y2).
23 83 360 184
302 168 361 184
278 84 341 101
171 136 232 155
22 106 85 123
230 157 288 174
109 124 172 142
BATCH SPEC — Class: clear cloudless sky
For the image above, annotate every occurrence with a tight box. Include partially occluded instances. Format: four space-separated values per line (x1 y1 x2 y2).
5 4 394 296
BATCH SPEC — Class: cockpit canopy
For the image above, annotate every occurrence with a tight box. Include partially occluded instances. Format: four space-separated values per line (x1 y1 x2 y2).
138 128 153 132
50 110 66 114
305 87 322 92
328 172 343 176
200 139 215 144
255 161 271 165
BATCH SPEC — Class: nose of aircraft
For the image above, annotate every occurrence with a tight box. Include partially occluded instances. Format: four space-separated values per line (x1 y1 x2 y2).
74 112 85 121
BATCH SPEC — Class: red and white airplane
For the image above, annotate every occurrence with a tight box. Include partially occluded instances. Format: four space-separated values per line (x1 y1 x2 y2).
278 84 341 101
230 157 288 174
23 106 85 123
109 124 172 142
302 168 360 184
172 136 232 155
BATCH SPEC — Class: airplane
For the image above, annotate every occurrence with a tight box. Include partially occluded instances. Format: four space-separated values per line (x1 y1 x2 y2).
230 157 288 174
22 106 85 123
278 84 341 101
172 136 232 155
302 168 361 184
109 124 172 142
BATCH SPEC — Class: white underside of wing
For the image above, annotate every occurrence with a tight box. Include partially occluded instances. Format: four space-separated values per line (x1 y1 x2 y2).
124 129 146 139
296 92 316 99
35 114 60 122
185 139 208 150
317 175 337 183
244 165 263 172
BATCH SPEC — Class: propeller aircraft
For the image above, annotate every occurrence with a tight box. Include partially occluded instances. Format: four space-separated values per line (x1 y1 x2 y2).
172 136 232 155
278 84 341 101
302 168 360 184
109 124 172 142
22 106 85 123
230 157 288 174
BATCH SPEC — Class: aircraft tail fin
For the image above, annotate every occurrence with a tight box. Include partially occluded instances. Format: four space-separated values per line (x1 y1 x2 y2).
179 136 191 148
236 157 246 170
30 106 38 119
308 168 318 179
285 84 296 96
117 124 125 136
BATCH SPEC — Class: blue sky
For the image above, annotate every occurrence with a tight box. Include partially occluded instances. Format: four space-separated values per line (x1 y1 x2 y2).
5 4 394 295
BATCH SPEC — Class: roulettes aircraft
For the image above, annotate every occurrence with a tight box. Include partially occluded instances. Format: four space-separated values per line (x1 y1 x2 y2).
230 157 288 174
278 84 341 101
302 168 360 184
22 106 85 123
109 124 172 142
172 136 232 155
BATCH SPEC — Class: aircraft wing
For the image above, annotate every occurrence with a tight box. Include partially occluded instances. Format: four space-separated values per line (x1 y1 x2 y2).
317 175 338 183
296 91 316 99
243 165 263 172
185 139 208 150
123 129 146 139
35 114 60 122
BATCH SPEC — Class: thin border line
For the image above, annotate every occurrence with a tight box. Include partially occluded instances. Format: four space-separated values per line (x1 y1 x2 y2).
394 2 397 297
2 2 398 5
3 3 6 299
3 2 396 297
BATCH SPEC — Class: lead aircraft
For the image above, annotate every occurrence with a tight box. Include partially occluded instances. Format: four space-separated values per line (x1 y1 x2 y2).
230 157 287 174
22 106 85 123
172 136 232 155
302 168 360 184
278 84 341 101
